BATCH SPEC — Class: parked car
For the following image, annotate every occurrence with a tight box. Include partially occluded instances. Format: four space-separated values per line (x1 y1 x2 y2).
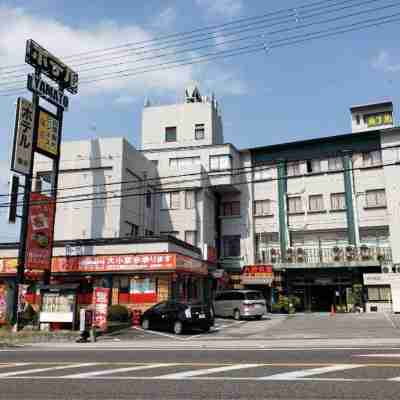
141 301 214 334
213 290 266 320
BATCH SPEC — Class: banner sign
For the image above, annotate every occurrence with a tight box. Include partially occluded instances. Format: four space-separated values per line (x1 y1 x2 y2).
26 193 56 270
17 284 29 313
93 287 110 332
241 265 273 285
0 285 8 324
366 112 393 128
25 39 78 94
11 98 34 175
36 107 60 158
27 74 69 110
53 253 177 273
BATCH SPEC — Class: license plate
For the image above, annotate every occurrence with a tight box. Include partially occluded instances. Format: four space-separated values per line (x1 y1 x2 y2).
198 313 205 319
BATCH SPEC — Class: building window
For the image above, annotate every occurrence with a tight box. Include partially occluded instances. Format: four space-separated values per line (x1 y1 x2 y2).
145 229 153 236
146 191 152 208
170 157 200 170
253 165 271 181
210 154 231 171
287 161 301 176
328 157 343 171
195 124 205 140
220 201 240 216
184 230 197 246
254 199 272 216
288 196 303 214
366 189 386 208
222 235 241 257
362 150 382 167
367 286 391 301
161 191 180 209
165 126 177 142
306 160 321 173
125 222 139 237
356 115 361 125
331 193 346 210
308 194 324 212
151 160 158 167
185 190 196 209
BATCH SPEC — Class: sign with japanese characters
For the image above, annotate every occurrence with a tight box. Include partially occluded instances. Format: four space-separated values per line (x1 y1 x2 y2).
27 73 69 110
25 39 78 94
93 287 110 332
36 107 60 158
26 193 56 270
11 97 34 175
366 112 393 128
241 265 273 285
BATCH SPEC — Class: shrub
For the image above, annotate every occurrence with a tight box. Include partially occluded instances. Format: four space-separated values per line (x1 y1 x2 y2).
107 305 130 322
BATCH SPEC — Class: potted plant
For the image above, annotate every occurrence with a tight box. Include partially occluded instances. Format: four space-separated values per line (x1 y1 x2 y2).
332 246 341 261
286 248 294 262
360 244 370 260
297 247 305 262
346 245 355 261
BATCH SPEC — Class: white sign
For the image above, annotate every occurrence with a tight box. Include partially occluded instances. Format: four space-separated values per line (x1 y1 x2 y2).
27 74 69 110
39 311 74 323
11 98 34 175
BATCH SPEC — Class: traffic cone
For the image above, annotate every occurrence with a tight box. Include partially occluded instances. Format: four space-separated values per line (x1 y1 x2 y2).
330 304 336 316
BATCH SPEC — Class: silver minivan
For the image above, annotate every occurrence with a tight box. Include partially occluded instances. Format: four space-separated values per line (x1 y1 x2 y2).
213 290 266 320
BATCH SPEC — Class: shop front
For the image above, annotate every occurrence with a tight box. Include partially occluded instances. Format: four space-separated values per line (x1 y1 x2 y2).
241 265 274 308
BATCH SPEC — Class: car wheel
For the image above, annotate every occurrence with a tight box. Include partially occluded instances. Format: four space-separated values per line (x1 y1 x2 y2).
255 315 262 320
142 318 150 330
233 309 241 321
202 325 211 333
173 320 183 335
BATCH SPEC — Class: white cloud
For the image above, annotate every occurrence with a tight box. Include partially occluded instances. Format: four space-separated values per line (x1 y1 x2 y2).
196 0 243 19
372 50 400 73
203 70 248 95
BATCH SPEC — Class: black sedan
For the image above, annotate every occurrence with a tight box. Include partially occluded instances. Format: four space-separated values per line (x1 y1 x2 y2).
141 301 214 334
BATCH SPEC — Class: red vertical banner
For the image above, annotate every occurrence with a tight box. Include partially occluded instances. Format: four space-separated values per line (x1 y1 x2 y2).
26 193 55 270
93 287 110 332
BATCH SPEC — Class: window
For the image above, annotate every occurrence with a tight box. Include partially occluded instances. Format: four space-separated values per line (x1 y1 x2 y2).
195 123 205 140
331 193 346 210
328 157 343 171
165 126 177 142
145 229 153 236
184 230 197 246
306 160 321 173
362 150 382 167
222 235 241 257
169 157 200 170
161 191 180 209
309 194 324 212
367 286 391 301
288 196 303 214
253 165 271 181
146 191 152 208
185 190 196 209
221 201 240 216
151 160 159 167
254 199 272 216
356 115 361 125
210 154 231 171
125 222 139 237
366 189 386 208
287 161 301 176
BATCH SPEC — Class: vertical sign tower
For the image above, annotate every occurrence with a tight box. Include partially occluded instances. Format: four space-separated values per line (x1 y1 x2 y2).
9 39 78 329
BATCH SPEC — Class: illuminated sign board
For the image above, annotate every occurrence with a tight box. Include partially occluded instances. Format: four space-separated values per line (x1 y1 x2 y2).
36 107 60 158
366 112 393 128
25 39 78 94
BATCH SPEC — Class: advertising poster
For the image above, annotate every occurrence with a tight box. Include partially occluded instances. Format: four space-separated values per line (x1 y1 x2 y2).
36 108 59 157
0 286 8 324
26 193 56 270
17 284 29 313
92 287 110 332
130 278 157 303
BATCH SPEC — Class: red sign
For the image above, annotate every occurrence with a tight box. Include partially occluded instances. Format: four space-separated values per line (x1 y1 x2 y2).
52 253 177 273
26 193 55 270
93 287 110 332
242 265 273 276
241 265 273 285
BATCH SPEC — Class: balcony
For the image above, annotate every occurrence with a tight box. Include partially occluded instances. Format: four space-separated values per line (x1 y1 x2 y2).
257 245 392 269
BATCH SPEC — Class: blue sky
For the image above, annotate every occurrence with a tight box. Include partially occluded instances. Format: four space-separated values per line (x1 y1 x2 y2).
0 0 399 241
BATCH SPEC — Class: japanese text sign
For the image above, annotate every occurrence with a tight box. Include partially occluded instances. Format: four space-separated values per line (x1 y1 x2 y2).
36 108 59 158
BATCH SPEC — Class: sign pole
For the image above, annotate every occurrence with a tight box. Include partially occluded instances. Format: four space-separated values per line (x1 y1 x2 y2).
12 70 41 331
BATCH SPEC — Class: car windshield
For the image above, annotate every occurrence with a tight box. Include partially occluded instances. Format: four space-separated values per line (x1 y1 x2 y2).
245 292 263 300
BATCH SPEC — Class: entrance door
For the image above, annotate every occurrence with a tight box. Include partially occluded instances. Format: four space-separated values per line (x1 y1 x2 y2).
310 286 335 312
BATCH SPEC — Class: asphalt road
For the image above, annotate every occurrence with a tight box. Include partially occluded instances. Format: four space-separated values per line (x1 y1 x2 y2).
1 313 400 399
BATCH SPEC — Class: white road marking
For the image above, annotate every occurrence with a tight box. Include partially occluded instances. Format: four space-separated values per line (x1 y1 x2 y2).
357 354 400 358
156 363 259 379
132 327 186 341
0 363 97 377
61 363 174 378
259 364 364 380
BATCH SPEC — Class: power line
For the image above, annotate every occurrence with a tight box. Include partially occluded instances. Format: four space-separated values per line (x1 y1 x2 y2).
1 9 399 97
0 0 365 75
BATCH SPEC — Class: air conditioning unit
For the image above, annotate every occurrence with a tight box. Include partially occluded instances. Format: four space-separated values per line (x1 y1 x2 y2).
381 265 391 273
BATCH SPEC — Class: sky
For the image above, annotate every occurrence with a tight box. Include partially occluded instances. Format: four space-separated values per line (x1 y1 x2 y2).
0 0 399 242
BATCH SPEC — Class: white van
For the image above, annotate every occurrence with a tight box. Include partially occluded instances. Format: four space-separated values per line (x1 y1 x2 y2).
213 290 266 320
